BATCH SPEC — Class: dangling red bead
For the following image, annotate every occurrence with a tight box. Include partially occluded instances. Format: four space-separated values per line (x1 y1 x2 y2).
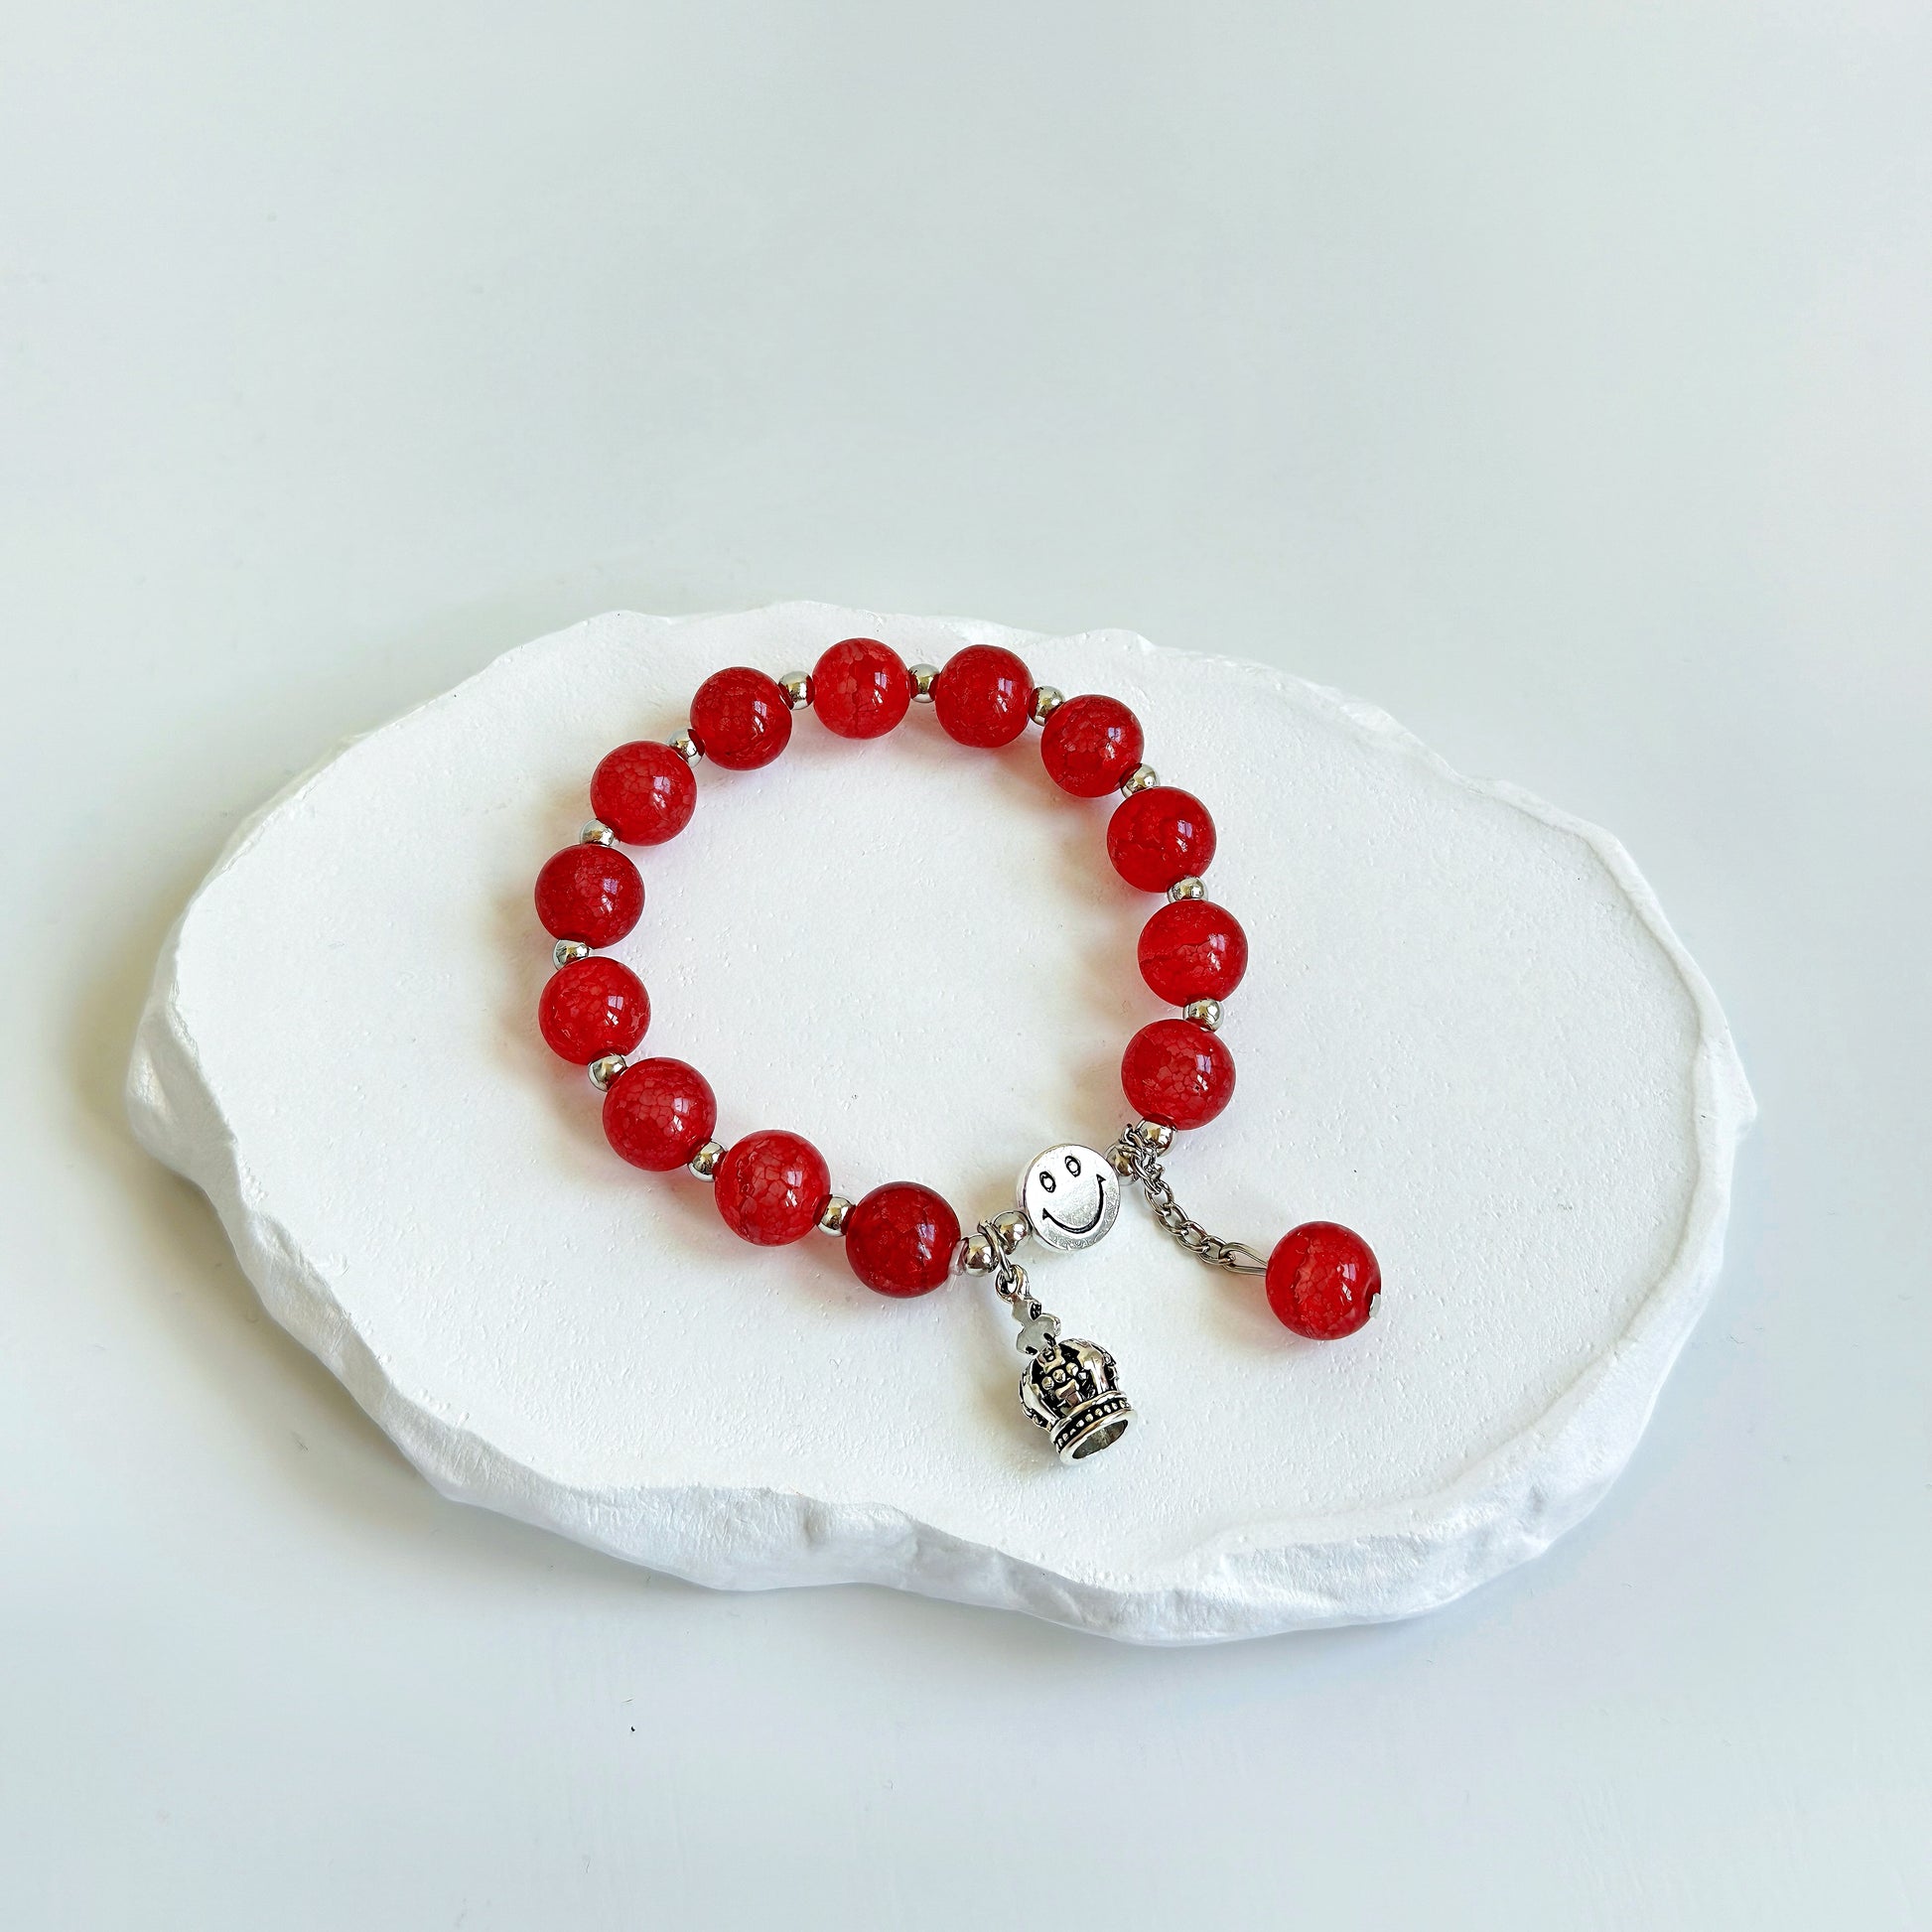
1120 1017 1235 1129
603 1057 716 1172
590 741 697 845
713 1130 830 1245
1107 786 1216 892
813 637 912 740
1137 898 1249 1004
843 1182 960 1297
1040 694 1144 797
690 667 791 770
1265 1222 1380 1338
538 957 649 1063
931 644 1033 748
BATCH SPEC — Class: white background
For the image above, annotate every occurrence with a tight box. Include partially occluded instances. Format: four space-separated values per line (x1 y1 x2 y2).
2 5 1927 1927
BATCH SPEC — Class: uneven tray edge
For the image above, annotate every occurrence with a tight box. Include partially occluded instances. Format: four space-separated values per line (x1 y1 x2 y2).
124 604 1756 1644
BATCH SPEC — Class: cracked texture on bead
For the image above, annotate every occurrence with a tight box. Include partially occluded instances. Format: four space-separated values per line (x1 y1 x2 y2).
533 843 644 946
843 1182 960 1297
1107 786 1217 892
539 956 650 1064
714 1130 831 1245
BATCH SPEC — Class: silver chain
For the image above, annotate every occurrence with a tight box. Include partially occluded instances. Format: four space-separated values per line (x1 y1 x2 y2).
1107 1129 1269 1275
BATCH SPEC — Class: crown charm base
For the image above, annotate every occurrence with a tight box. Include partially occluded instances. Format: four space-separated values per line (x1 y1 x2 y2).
1043 1385 1134 1462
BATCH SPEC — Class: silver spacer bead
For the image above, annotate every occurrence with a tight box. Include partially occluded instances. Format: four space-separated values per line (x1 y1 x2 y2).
687 1140 726 1180
1120 763 1160 796
1182 999 1223 1033
580 819 617 846
1029 686 1064 725
908 663 939 702
1167 876 1205 902
1133 1118 1175 1153
669 730 703 763
817 1195 852 1236
779 671 813 711
588 1054 627 1091
957 1232 998 1275
553 938 591 968
990 1207 1033 1254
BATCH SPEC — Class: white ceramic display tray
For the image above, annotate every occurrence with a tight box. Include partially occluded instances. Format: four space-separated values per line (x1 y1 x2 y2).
128 605 1753 1642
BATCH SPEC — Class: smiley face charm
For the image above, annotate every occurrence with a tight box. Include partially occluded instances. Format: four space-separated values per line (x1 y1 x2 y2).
1018 1144 1121 1253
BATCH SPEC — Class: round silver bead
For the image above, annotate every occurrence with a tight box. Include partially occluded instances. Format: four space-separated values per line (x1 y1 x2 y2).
908 663 939 702
1133 1118 1175 1153
1120 763 1160 796
669 730 703 763
1029 686 1064 725
580 819 617 846
552 938 591 968
1182 999 1223 1033
817 1195 853 1236
588 1054 627 1091
957 1232 998 1276
990 1207 1033 1254
779 671 813 711
1167 876 1205 902
687 1140 726 1180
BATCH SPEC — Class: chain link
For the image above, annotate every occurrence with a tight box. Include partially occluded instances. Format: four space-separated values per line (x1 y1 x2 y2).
1108 1130 1269 1275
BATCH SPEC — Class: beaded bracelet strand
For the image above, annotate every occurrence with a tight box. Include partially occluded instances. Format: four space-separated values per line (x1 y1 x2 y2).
532 637 1380 1462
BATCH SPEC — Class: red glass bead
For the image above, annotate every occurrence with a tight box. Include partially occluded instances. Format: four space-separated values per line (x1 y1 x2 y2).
813 636 911 740
1039 694 1144 797
590 741 697 845
931 644 1033 748
713 1130 830 1245
1120 1018 1235 1129
602 1056 716 1172
843 1182 960 1297
1137 898 1249 1005
1107 786 1216 892
1265 1222 1381 1338
533 843 644 947
538 957 649 1064
690 666 792 770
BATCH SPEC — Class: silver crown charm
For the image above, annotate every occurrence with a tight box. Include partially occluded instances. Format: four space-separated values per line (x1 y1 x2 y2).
968 1179 1135 1465
1019 1329 1133 1463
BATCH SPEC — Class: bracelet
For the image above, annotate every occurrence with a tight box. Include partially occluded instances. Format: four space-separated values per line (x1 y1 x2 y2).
530 637 1381 1463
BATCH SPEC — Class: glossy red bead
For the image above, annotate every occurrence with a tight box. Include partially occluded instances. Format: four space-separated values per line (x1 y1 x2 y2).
1265 1222 1381 1338
590 741 697 845
533 843 644 946
690 666 791 770
931 644 1033 748
713 1130 830 1245
1107 786 1216 892
813 636 911 740
602 1057 716 1172
1137 898 1249 1005
843 1182 960 1298
1120 1018 1235 1129
538 957 649 1064
1039 694 1144 797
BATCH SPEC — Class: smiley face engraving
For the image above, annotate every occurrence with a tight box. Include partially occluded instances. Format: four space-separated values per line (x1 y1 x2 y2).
1018 1144 1121 1254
